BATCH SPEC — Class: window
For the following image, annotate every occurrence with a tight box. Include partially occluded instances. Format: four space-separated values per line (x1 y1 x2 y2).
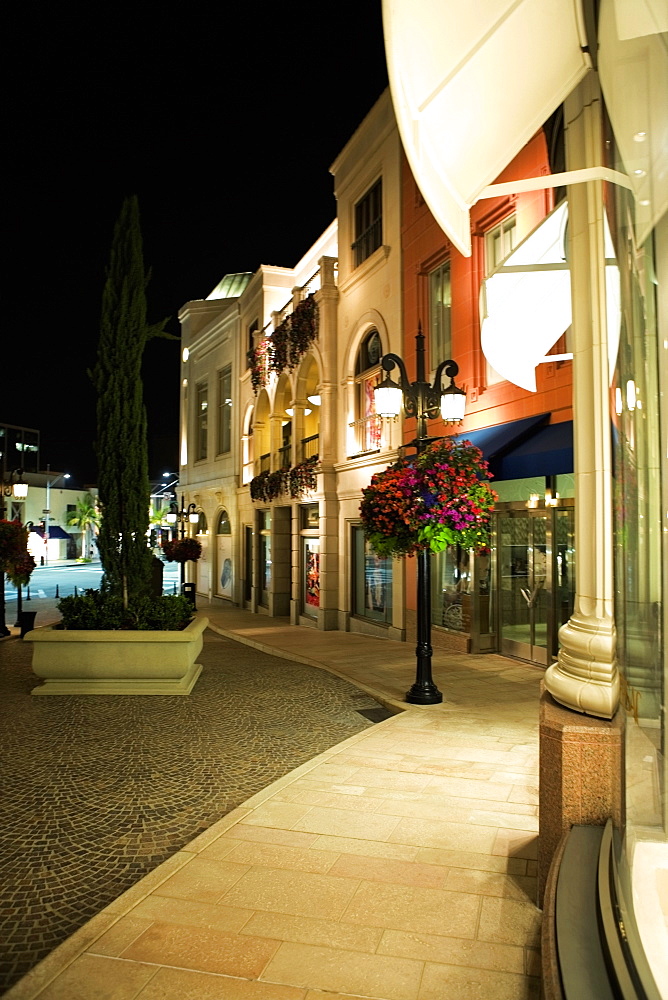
352 179 382 267
485 216 517 384
196 383 208 461
352 525 393 624
486 216 517 271
429 260 452 369
351 329 382 454
247 318 258 359
217 365 232 455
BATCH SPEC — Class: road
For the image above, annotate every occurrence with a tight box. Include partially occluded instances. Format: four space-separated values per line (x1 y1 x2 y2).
3 559 181 603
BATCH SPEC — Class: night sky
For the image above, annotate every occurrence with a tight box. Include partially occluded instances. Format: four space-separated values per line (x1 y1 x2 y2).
6 6 388 487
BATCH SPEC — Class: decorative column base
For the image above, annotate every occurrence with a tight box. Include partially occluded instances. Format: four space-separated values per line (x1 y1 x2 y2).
545 613 620 720
538 681 624 906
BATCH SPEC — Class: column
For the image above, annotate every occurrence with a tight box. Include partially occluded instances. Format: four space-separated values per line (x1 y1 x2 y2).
544 73 620 720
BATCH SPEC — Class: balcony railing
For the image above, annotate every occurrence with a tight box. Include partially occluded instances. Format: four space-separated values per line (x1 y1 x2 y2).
258 452 270 474
301 434 319 460
278 444 291 469
348 415 382 455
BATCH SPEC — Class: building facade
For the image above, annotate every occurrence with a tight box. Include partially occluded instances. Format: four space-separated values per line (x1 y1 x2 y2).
383 0 667 992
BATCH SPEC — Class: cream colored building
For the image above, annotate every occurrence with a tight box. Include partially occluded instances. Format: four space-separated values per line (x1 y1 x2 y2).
178 92 406 639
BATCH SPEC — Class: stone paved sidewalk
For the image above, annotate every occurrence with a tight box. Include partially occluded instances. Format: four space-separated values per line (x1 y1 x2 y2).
0 626 380 993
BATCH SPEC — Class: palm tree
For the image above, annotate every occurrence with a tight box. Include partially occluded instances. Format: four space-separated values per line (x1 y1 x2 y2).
66 494 100 560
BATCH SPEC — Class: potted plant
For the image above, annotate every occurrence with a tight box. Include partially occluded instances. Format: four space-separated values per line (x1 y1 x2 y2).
360 438 497 557
25 197 208 695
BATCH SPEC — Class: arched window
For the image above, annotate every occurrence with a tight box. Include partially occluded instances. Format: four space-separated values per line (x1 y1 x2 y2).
196 510 208 535
217 509 231 534
353 329 382 453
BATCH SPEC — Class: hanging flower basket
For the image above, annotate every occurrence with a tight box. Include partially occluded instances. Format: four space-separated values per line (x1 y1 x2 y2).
360 438 497 558
249 468 289 503
288 295 319 369
289 455 319 498
248 295 319 392
162 537 202 563
0 520 35 585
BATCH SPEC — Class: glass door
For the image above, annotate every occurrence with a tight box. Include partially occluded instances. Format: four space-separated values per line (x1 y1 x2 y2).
498 510 551 665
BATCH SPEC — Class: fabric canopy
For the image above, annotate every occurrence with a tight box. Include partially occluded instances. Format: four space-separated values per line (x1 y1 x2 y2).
383 0 667 256
383 0 591 256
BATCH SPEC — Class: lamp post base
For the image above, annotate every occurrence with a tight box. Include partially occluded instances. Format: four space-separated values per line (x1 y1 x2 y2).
406 683 443 705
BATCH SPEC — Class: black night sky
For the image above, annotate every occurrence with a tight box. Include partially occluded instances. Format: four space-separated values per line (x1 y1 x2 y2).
6 6 388 488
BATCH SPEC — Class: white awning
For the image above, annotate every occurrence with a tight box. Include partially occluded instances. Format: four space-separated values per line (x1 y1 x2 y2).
383 0 591 257
481 201 621 391
383 0 667 256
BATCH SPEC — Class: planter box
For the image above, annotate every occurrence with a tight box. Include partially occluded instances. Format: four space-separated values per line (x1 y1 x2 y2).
25 616 209 696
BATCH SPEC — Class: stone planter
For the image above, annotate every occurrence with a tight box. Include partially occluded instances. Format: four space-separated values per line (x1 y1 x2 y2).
25 616 209 696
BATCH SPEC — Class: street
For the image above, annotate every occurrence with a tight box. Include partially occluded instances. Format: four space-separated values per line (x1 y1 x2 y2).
3 559 181 604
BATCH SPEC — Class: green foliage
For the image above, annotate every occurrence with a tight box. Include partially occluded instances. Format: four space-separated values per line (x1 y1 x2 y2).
162 537 202 563
92 196 171 606
0 520 36 584
57 589 194 631
66 493 100 558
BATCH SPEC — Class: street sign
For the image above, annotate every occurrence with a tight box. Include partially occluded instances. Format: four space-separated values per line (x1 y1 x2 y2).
42 509 51 514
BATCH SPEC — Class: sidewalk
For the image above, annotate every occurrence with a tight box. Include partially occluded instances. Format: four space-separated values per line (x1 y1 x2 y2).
6 598 543 1000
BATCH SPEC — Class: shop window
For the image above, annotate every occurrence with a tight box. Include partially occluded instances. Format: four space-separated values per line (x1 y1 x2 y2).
352 525 392 625
301 503 320 618
429 260 452 370
352 179 382 267
216 509 233 599
217 365 232 455
195 383 208 461
351 329 382 455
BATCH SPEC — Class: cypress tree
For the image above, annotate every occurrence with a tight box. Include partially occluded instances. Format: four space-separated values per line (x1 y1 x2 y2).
92 196 168 606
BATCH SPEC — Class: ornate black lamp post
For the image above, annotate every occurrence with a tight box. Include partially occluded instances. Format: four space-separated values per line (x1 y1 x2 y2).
0 470 29 637
374 325 466 704
165 496 199 587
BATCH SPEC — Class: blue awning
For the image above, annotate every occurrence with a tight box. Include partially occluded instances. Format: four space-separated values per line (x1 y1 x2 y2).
495 421 574 479
452 413 549 466
30 526 72 540
451 414 573 480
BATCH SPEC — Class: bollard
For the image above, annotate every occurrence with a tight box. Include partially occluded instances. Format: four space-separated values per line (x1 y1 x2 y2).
26 585 31 601
173 583 176 595
74 585 78 597
55 584 59 598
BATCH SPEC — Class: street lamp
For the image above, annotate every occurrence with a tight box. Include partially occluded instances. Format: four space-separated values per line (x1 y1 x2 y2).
165 496 199 587
0 470 29 637
1 469 28 512
44 467 70 566
374 324 466 704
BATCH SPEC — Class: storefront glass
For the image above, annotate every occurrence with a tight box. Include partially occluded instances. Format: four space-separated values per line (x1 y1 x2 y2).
611 160 667 990
352 526 392 624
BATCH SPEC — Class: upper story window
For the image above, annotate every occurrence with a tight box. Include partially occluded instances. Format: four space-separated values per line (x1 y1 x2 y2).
247 318 259 359
217 365 232 455
352 329 382 454
485 216 517 385
352 179 382 268
486 216 517 272
429 260 452 370
196 383 208 461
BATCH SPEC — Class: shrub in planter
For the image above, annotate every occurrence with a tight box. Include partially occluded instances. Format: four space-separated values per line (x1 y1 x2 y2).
57 589 195 631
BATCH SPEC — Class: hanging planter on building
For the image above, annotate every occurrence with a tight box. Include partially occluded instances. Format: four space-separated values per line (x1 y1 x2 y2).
249 456 320 503
162 537 203 563
249 295 319 392
360 438 496 558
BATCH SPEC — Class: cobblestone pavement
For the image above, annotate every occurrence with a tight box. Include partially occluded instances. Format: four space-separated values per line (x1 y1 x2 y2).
0 629 380 994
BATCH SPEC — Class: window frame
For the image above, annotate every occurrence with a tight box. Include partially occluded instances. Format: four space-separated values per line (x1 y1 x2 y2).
352 178 383 268
217 364 232 456
429 259 452 371
195 382 208 462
